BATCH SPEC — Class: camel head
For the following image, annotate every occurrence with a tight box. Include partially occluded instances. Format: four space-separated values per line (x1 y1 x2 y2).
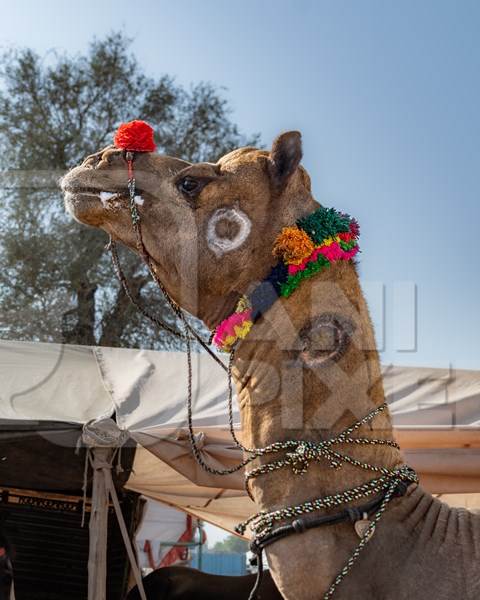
62 131 318 328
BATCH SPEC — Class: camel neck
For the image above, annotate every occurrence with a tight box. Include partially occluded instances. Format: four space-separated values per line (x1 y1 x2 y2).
233 260 398 453
229 261 419 599
232 259 406 527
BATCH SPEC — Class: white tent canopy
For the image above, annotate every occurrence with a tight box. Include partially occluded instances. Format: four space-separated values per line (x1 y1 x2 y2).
1 339 480 535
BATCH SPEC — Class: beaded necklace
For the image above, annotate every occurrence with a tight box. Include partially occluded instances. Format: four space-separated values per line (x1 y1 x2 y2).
213 205 360 352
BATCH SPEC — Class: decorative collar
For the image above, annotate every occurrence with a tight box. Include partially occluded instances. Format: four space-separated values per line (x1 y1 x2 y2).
212 205 360 352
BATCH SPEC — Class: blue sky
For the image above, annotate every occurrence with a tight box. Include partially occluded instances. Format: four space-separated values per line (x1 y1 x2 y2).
2 0 479 370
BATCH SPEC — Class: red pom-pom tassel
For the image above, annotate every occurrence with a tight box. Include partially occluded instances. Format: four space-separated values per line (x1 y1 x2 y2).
114 120 156 152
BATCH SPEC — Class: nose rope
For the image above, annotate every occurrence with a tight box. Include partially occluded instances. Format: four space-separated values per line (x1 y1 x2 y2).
108 238 186 340
127 156 134 181
126 153 140 227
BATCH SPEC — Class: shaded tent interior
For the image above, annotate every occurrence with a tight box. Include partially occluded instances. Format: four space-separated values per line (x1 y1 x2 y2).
0 489 138 600
1 339 480 598
0 421 138 600
0 422 134 492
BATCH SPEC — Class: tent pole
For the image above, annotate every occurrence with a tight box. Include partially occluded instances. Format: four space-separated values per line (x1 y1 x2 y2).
88 447 112 600
104 468 148 600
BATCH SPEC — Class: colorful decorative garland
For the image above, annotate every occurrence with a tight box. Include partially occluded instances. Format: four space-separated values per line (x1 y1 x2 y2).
213 206 360 352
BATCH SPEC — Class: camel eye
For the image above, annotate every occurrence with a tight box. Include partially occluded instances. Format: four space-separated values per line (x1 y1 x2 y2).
178 177 200 195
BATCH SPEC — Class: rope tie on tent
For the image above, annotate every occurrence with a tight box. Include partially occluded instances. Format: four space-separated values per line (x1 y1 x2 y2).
79 419 148 600
79 419 129 525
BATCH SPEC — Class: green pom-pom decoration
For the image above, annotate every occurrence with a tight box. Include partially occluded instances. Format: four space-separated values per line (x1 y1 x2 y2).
297 207 351 244
280 254 331 297
339 239 357 252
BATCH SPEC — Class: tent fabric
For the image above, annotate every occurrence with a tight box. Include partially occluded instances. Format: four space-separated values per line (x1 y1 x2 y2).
437 494 480 511
382 364 480 427
3 339 478 435
1 339 479 535
0 340 113 423
126 446 255 534
93 345 480 434
92 347 232 431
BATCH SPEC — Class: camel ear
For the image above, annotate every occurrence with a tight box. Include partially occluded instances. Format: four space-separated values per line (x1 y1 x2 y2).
269 131 303 190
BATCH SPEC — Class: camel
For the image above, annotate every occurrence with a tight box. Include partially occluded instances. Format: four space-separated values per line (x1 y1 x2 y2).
62 129 480 600
126 566 282 600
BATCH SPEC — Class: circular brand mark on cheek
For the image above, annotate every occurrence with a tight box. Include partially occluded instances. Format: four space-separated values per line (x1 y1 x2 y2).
291 313 356 368
206 207 252 257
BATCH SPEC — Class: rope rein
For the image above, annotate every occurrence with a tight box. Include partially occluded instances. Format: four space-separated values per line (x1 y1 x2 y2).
110 155 418 600
108 239 185 340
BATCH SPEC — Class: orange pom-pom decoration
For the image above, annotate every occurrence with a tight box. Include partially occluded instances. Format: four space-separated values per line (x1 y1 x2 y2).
273 226 315 265
114 120 156 152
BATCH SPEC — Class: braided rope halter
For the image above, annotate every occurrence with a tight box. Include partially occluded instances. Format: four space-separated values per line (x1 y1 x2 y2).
109 122 418 600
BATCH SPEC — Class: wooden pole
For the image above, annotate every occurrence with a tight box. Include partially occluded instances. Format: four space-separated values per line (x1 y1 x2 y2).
87 447 113 600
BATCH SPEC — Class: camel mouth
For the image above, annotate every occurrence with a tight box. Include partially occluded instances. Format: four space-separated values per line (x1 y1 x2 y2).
61 179 144 199
63 187 144 209
62 179 128 224
62 179 146 226
61 183 128 198
63 184 111 195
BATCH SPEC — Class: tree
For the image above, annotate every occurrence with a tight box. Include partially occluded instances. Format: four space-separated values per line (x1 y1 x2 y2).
211 534 248 554
0 32 258 348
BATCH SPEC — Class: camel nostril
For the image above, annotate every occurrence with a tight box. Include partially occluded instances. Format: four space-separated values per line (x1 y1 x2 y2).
83 153 102 169
98 148 124 168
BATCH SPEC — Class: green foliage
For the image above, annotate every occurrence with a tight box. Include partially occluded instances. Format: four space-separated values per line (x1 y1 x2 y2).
0 32 259 348
211 534 248 554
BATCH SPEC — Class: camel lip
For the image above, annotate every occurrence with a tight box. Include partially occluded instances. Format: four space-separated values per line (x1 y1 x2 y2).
62 184 119 195
62 183 144 198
